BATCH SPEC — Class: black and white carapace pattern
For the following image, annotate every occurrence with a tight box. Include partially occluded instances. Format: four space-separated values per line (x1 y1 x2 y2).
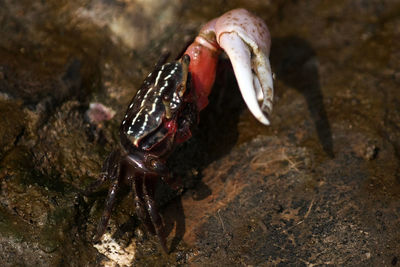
120 61 185 148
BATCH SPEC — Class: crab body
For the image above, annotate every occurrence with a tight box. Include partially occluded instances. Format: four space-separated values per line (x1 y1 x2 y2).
87 8 274 253
120 55 195 155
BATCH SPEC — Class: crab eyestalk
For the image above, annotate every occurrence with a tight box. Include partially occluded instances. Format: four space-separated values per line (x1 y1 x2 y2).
184 8 274 125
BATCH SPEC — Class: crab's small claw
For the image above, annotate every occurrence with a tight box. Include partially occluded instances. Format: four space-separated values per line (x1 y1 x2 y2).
213 9 274 125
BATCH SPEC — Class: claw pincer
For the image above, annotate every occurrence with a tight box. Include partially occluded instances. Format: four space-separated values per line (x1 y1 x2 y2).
185 8 274 125
88 9 274 252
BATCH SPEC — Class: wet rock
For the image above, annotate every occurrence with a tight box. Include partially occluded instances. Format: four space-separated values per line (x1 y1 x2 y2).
32 100 105 188
0 100 26 159
0 0 399 266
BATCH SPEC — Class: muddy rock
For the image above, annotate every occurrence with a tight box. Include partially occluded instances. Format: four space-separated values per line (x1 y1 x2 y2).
0 0 399 266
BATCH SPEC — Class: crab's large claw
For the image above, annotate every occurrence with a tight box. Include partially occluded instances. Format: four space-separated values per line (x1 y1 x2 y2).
213 9 274 125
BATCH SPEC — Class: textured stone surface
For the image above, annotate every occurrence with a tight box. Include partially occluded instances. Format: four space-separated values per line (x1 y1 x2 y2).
0 0 399 265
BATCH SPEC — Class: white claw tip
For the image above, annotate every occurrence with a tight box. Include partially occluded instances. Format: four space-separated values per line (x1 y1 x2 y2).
258 115 270 126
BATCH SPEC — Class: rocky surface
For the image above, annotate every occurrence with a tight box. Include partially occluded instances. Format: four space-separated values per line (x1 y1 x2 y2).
0 0 399 266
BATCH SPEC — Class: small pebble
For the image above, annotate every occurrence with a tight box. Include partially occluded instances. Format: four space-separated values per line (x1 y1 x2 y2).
86 102 116 124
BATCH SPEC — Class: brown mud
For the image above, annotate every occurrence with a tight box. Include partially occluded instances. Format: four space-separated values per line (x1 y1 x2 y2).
0 0 399 265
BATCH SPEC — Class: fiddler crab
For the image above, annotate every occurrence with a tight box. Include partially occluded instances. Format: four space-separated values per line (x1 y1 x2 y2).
86 8 274 252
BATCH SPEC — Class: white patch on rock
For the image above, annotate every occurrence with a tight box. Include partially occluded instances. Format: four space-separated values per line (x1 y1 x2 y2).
93 233 136 267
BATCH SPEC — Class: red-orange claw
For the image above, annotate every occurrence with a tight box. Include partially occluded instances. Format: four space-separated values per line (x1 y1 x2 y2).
184 38 220 111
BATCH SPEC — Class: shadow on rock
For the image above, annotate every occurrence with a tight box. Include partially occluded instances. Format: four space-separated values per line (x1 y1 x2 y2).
162 195 185 252
161 58 245 250
271 36 334 158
